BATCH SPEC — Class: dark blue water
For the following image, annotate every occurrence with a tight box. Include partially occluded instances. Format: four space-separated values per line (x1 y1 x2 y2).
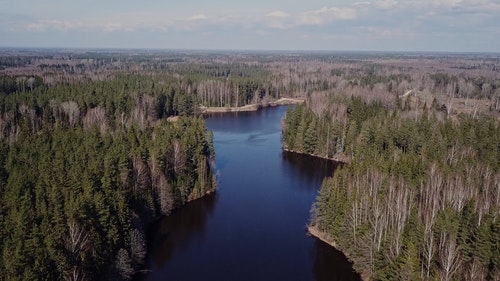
146 106 360 281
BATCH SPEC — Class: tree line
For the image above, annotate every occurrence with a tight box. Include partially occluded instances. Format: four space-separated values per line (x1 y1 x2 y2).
283 92 500 280
2 50 499 114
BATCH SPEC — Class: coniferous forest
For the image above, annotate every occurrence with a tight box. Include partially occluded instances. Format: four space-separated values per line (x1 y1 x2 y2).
0 49 302 280
0 75 217 280
1 49 500 280
283 84 500 279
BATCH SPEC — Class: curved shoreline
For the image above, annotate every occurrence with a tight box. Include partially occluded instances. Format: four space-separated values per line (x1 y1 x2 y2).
307 225 340 249
282 147 349 164
308 225 368 281
199 97 305 113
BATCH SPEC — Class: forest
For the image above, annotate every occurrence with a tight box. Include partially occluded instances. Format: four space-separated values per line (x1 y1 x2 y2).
0 68 219 279
282 56 500 280
0 49 321 280
1 49 500 280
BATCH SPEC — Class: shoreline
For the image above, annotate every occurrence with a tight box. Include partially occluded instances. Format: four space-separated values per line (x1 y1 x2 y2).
138 178 218 280
282 147 349 164
307 225 368 281
199 97 305 113
307 225 340 248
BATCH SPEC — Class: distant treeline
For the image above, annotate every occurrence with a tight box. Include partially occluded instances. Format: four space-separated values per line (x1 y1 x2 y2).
0 70 288 109
2 51 500 113
0 74 215 280
283 93 500 280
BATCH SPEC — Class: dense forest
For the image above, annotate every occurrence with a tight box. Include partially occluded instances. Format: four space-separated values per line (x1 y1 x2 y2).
284 91 500 279
0 73 217 280
0 49 312 280
2 49 500 280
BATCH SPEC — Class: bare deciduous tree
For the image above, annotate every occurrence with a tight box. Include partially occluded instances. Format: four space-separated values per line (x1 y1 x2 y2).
60 101 80 126
63 267 87 281
115 248 134 280
132 156 151 190
83 106 107 132
130 229 146 266
465 257 486 281
438 232 461 281
65 220 89 263
173 140 185 175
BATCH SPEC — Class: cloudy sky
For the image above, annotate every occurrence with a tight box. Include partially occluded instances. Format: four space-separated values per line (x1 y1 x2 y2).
1 0 499 52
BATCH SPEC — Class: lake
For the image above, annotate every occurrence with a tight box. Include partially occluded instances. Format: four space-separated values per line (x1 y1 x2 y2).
145 106 360 281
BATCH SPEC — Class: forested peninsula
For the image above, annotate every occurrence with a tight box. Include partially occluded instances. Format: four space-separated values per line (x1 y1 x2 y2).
282 59 500 280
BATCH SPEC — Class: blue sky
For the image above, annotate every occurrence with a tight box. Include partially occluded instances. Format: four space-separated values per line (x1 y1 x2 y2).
1 0 499 52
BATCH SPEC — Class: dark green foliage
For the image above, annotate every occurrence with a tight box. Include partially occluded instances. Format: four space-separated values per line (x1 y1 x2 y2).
0 76 215 280
287 94 500 280
283 97 386 160
0 75 44 95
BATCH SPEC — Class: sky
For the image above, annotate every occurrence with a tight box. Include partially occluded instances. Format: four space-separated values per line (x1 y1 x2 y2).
1 0 499 52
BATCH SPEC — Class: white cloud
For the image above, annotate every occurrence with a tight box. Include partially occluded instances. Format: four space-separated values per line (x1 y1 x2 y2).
374 0 399 10
264 11 293 29
353 2 371 6
413 0 500 12
18 0 498 35
27 20 83 32
103 23 136 33
5 0 498 51
24 17 170 33
187 14 209 21
261 6 358 29
266 11 290 18
299 6 357 25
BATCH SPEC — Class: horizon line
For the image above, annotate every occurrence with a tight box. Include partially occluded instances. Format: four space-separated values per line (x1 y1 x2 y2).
1 46 500 56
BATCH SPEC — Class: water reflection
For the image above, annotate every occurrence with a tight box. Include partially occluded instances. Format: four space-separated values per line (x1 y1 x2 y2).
148 193 218 268
205 111 267 133
313 239 361 281
283 151 361 280
145 106 359 280
282 151 340 189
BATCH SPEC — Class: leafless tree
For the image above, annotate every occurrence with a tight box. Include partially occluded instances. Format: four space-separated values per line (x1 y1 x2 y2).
420 164 442 232
464 256 486 281
172 140 185 175
438 232 461 281
387 178 412 261
443 174 467 212
419 164 442 279
83 106 107 132
130 229 146 266
421 231 435 281
309 92 329 116
115 248 134 280
132 156 151 191
60 101 80 126
63 267 87 281
18 104 40 134
65 220 89 263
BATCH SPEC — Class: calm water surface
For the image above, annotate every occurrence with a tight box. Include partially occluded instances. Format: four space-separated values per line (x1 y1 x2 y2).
146 106 360 281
